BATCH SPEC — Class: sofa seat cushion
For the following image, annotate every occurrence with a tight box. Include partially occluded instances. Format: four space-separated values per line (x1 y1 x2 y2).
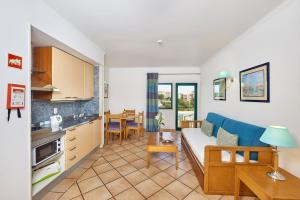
182 128 247 165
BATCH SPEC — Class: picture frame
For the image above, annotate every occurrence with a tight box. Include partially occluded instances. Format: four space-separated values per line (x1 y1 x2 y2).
240 62 270 102
104 83 109 98
213 78 226 100
158 83 173 109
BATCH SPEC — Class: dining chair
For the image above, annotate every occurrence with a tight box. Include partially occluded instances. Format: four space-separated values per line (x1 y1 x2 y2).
123 109 136 121
126 111 144 140
106 114 126 145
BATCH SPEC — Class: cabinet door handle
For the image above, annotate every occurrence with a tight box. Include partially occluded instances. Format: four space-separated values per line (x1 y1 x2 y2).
69 128 76 131
69 137 76 142
69 146 77 151
69 155 77 161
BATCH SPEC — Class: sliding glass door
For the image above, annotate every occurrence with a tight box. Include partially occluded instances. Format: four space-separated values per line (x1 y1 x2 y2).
175 83 197 130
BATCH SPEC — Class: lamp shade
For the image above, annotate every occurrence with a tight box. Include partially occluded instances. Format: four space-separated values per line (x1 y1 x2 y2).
260 126 297 148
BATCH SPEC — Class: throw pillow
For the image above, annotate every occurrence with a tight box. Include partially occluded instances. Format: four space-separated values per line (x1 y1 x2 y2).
217 128 238 146
201 120 213 137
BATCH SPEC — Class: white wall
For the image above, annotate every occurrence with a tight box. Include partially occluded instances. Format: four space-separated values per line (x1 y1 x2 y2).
0 1 104 199
108 67 200 129
199 0 300 177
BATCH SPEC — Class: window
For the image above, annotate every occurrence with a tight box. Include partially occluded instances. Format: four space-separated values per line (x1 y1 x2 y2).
158 83 172 109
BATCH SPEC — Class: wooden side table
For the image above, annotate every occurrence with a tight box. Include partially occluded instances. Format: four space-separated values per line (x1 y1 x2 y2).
146 132 179 169
235 165 300 200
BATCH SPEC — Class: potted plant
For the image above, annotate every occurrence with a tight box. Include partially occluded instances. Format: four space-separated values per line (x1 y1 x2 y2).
155 112 165 135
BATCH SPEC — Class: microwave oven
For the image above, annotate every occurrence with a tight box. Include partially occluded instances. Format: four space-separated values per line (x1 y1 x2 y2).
32 137 62 167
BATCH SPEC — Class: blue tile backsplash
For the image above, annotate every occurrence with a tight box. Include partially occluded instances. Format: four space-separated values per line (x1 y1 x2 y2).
31 66 100 123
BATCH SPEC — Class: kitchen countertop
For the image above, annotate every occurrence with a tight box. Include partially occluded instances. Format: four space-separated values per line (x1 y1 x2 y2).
31 114 101 148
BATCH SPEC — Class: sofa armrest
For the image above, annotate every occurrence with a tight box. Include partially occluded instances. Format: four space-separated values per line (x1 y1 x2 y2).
204 145 273 166
181 120 203 128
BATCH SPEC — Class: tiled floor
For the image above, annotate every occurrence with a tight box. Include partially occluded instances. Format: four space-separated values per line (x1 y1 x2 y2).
41 132 256 200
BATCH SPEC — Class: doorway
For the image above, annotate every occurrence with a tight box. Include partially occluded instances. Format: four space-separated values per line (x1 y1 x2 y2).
175 83 197 130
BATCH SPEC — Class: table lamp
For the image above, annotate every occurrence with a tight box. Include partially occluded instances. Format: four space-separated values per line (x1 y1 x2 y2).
260 126 297 181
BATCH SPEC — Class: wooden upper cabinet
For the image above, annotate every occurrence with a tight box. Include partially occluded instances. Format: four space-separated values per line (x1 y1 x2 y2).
83 62 94 99
32 47 94 100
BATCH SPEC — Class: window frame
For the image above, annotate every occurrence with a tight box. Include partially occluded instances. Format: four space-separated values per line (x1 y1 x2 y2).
158 83 173 110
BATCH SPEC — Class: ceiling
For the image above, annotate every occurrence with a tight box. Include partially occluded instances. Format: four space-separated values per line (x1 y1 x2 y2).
43 0 284 67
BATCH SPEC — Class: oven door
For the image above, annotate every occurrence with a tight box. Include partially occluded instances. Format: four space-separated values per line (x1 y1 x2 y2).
33 140 59 166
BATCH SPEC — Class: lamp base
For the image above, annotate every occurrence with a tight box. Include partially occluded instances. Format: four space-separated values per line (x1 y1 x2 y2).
267 171 286 181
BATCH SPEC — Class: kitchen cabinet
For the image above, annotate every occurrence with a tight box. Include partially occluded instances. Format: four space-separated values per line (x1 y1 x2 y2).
84 62 94 99
31 47 94 101
64 118 102 169
91 119 101 148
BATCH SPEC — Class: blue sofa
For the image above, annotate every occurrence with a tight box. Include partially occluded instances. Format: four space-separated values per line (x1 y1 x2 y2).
181 112 273 195
206 112 268 160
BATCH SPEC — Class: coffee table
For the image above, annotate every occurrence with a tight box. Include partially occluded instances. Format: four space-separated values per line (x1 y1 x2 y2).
146 132 179 169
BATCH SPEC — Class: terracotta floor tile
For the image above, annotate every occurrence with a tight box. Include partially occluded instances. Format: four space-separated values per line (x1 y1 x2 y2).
178 173 199 189
98 169 122 184
124 170 148 186
66 167 87 179
220 196 234 200
131 159 147 169
51 178 76 193
130 146 143 153
164 166 186 179
124 144 135 149
106 177 131 196
93 163 113 174
113 146 126 152
72 195 84 200
114 187 145 200
178 160 192 171
110 158 128 168
78 176 103 194
188 169 196 176
88 153 102 161
140 166 160 177
77 168 97 183
104 154 121 162
153 160 172 170
164 156 177 164
116 164 137 176
79 159 95 169
92 157 107 167
184 191 207 200
165 180 192 200
59 183 81 200
102 150 115 156
123 154 140 162
135 179 162 198
196 186 221 200
40 192 63 200
83 185 112 200
118 150 132 157
151 172 175 187
147 189 177 200
135 151 147 159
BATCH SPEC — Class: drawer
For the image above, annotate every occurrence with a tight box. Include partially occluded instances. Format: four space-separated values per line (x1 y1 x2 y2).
65 147 79 169
65 135 78 148
65 127 78 140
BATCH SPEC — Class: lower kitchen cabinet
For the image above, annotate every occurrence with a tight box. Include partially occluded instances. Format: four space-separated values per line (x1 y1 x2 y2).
65 118 102 169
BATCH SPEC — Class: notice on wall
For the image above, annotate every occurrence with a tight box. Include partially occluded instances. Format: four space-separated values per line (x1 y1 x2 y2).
7 53 22 69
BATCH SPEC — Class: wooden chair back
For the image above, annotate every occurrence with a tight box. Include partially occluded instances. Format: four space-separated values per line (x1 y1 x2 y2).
123 109 136 119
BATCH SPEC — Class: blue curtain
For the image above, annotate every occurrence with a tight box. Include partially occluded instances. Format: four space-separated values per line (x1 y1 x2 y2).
146 73 159 132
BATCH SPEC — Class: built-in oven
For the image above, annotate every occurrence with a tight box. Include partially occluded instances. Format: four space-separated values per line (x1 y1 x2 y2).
32 137 62 167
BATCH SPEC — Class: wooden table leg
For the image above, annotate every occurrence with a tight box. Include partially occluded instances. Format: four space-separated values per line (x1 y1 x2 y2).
175 149 179 170
147 151 151 168
234 174 240 200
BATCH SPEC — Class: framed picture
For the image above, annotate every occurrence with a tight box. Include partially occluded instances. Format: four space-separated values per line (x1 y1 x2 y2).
213 78 226 100
240 62 270 102
104 83 109 98
158 83 172 109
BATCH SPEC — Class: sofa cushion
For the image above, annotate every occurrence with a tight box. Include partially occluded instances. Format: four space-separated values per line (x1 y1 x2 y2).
217 128 238 146
201 120 213 137
206 112 227 137
222 118 268 160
